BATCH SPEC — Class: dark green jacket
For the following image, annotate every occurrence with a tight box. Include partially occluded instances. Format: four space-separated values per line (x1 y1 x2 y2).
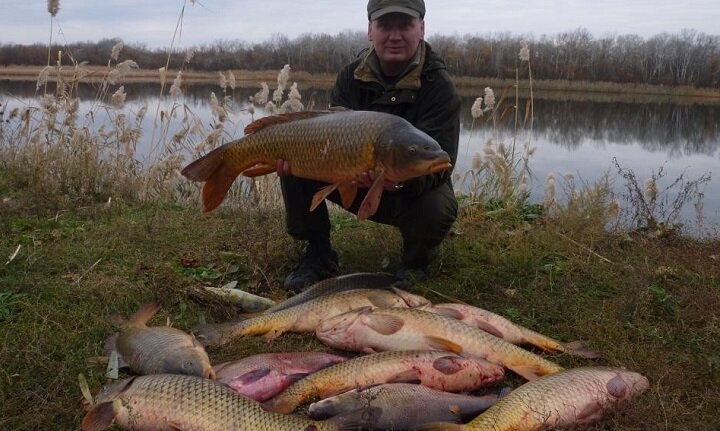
331 41 461 197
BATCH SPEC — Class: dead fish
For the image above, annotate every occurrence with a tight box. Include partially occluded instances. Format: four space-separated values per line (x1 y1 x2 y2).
105 302 214 378
80 373 338 431
181 109 452 219
418 367 649 431
425 303 601 358
315 307 564 381
263 272 398 314
310 383 501 430
193 288 430 347
213 352 347 402
261 350 504 414
201 282 276 313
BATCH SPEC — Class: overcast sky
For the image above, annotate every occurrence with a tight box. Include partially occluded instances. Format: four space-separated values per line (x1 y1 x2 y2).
2 0 719 49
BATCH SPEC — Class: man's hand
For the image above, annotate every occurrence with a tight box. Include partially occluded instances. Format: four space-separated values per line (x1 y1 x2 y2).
354 170 403 192
276 159 291 176
277 160 401 191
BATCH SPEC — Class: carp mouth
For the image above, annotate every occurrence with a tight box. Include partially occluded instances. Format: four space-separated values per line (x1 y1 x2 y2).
428 161 452 173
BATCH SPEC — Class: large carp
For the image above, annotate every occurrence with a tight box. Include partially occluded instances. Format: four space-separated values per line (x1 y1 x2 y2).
424 303 601 358
309 383 503 429
263 272 398 314
192 287 430 347
80 374 337 431
261 350 505 414
316 307 564 381
181 109 452 219
418 367 649 431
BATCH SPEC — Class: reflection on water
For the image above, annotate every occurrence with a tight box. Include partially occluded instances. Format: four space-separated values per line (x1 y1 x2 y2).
1 80 718 226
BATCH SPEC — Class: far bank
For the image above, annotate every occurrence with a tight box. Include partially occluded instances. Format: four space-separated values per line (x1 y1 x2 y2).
2 65 720 104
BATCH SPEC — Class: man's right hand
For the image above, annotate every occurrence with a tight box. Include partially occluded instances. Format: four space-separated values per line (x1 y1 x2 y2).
276 159 291 176
277 160 400 191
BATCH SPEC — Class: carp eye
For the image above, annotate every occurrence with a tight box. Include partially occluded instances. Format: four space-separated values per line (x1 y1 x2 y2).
408 146 417 154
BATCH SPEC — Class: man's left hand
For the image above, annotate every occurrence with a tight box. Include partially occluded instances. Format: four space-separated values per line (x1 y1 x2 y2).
353 170 402 192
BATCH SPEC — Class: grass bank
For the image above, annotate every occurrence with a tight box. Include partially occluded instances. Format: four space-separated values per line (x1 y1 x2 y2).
1 181 719 429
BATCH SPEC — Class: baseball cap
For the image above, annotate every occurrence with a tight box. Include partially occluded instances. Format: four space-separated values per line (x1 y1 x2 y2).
367 0 426 20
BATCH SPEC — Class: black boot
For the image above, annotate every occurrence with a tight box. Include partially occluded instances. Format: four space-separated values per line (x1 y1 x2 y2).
283 242 339 293
394 244 438 286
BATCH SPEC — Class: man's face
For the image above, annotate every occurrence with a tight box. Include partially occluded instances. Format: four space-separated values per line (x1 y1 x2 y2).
368 13 425 73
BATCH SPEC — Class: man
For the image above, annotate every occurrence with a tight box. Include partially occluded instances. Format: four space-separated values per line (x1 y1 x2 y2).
279 0 461 292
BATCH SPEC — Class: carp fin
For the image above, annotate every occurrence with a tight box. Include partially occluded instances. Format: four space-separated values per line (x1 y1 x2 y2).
575 400 605 425
201 161 240 212
212 361 230 375
261 397 296 414
337 183 358 209
387 369 421 383
430 305 465 321
263 329 285 342
363 313 405 335
416 422 465 431
310 184 338 211
329 406 383 431
241 163 276 177
562 340 602 359
366 292 398 308
357 170 385 220
243 110 342 135
234 367 272 385
471 320 505 339
287 372 310 384
128 302 161 327
181 146 223 182
510 365 542 381
80 400 121 431
424 335 464 354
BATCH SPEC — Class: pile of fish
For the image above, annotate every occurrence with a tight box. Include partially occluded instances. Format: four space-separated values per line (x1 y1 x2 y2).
81 272 649 430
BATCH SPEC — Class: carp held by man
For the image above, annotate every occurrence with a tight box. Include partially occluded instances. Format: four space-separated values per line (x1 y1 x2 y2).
181 109 452 219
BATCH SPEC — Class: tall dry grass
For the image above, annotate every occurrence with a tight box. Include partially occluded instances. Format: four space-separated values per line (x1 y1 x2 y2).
455 44 535 216
0 1 306 211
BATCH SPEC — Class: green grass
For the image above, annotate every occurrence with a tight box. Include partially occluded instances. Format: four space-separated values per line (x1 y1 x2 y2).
1 193 719 430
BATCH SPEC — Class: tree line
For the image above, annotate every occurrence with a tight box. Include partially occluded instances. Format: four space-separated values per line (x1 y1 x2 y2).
1 28 719 88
